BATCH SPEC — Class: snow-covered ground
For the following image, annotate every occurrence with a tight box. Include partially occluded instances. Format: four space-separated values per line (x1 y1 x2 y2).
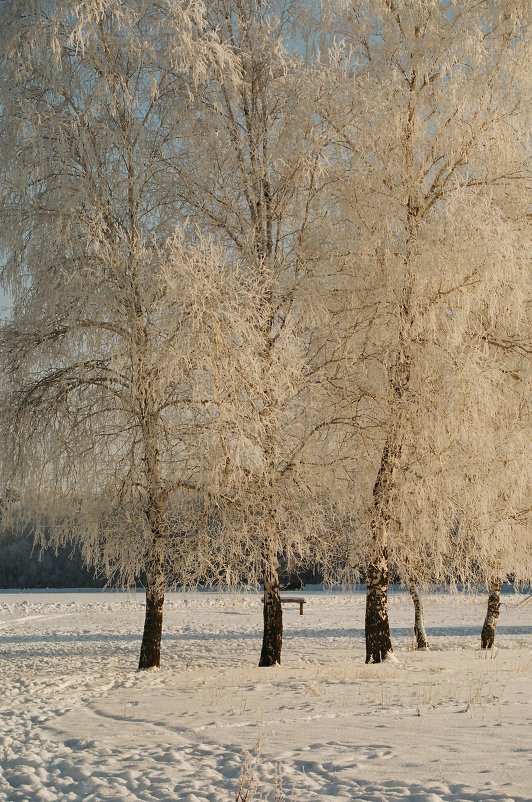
0 588 530 802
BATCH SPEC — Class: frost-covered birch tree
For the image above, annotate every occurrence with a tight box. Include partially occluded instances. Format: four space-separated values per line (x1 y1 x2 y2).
0 0 271 669
171 0 344 666
319 0 531 661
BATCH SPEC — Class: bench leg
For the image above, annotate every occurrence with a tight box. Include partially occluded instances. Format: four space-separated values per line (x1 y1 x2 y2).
299 602 304 615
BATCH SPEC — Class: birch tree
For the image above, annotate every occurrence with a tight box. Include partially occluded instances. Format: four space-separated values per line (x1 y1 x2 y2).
0 0 272 669
172 0 344 665
1 235 271 668
320 0 531 661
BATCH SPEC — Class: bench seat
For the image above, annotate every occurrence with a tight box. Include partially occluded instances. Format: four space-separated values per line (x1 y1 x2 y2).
262 596 306 615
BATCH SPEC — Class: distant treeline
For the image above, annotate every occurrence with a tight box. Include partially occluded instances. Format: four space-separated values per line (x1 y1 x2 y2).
0 529 323 590
0 529 105 589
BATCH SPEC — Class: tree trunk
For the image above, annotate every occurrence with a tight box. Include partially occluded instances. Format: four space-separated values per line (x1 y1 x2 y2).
481 580 501 649
139 532 166 670
365 546 393 663
139 584 165 670
259 547 282 667
365 434 400 663
408 580 429 649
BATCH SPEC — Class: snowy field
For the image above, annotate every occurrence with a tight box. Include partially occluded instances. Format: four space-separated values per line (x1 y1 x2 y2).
0 588 531 802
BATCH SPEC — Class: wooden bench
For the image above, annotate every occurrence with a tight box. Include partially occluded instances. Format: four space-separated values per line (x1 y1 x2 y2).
262 596 306 615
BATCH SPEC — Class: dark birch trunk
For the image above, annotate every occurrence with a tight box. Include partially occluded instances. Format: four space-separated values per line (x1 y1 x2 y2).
408 580 429 649
139 583 165 670
139 527 166 670
481 580 501 649
132 264 167 670
365 435 400 663
259 547 282 666
365 546 393 663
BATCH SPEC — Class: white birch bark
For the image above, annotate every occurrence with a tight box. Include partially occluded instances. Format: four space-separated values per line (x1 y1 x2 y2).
481 580 502 650
408 581 429 650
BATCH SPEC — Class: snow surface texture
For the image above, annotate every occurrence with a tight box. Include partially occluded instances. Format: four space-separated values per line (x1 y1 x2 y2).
0 589 530 802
